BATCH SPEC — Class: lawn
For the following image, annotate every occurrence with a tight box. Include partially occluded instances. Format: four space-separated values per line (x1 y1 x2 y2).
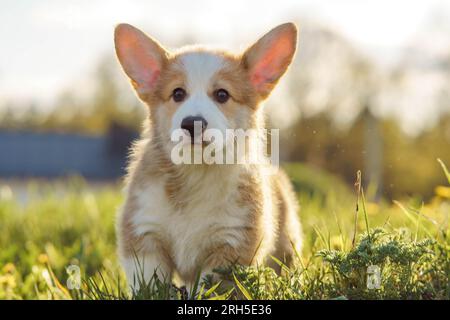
0 162 449 300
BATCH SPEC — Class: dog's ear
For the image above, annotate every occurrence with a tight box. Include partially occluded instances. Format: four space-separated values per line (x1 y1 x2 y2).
114 24 168 97
242 23 297 99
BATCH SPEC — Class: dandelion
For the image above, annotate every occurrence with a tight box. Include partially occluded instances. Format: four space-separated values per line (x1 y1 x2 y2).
38 253 49 264
2 263 16 274
0 274 16 289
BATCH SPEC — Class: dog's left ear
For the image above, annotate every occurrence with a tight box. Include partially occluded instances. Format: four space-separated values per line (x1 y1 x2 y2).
114 23 169 99
242 23 297 99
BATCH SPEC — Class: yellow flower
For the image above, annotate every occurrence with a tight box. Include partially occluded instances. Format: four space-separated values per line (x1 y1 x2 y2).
2 263 16 274
435 186 450 199
38 253 49 264
0 274 16 288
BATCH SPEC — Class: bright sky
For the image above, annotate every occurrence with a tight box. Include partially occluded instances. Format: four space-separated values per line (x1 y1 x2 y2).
0 0 449 105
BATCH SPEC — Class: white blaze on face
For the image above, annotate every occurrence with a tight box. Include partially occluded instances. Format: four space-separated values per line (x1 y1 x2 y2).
170 52 229 145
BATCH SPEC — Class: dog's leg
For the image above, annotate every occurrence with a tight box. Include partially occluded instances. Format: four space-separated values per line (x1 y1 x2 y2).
121 251 172 294
183 266 225 298
270 170 303 273
189 244 244 294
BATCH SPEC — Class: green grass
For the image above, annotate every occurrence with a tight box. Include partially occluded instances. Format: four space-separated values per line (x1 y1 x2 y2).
0 162 449 300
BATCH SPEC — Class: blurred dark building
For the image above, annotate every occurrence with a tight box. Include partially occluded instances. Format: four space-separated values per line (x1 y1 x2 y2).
0 124 138 179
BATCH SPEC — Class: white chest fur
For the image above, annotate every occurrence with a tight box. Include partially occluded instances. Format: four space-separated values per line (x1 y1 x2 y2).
130 167 251 276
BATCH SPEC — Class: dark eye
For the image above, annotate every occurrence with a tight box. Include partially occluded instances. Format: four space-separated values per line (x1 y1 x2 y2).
172 88 186 102
214 89 230 103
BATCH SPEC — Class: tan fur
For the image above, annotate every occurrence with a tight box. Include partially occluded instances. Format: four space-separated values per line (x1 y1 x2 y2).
114 23 302 290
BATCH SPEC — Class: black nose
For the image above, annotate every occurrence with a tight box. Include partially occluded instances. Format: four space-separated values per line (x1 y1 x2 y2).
181 116 208 139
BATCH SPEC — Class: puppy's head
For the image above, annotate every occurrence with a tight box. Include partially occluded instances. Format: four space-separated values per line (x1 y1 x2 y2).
114 23 297 157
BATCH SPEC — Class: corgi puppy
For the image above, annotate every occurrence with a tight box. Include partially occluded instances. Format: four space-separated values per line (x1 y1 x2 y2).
114 22 302 291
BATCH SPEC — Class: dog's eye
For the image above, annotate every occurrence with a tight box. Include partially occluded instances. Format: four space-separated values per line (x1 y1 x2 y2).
172 88 186 102
214 89 230 104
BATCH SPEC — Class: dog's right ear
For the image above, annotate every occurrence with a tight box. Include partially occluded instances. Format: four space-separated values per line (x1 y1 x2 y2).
242 23 297 100
114 24 168 97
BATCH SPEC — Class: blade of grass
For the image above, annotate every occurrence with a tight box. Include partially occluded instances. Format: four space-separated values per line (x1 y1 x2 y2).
269 255 291 274
233 273 253 300
393 200 434 238
208 288 234 300
437 158 450 184
204 281 222 299
352 171 362 247
359 183 371 242
313 225 327 248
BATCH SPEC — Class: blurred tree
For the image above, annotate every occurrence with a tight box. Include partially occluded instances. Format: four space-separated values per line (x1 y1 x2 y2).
283 111 450 200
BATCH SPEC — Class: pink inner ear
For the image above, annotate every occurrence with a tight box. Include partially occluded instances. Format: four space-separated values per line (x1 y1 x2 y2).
125 43 161 88
116 27 162 90
138 61 160 88
250 38 293 89
148 69 160 87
